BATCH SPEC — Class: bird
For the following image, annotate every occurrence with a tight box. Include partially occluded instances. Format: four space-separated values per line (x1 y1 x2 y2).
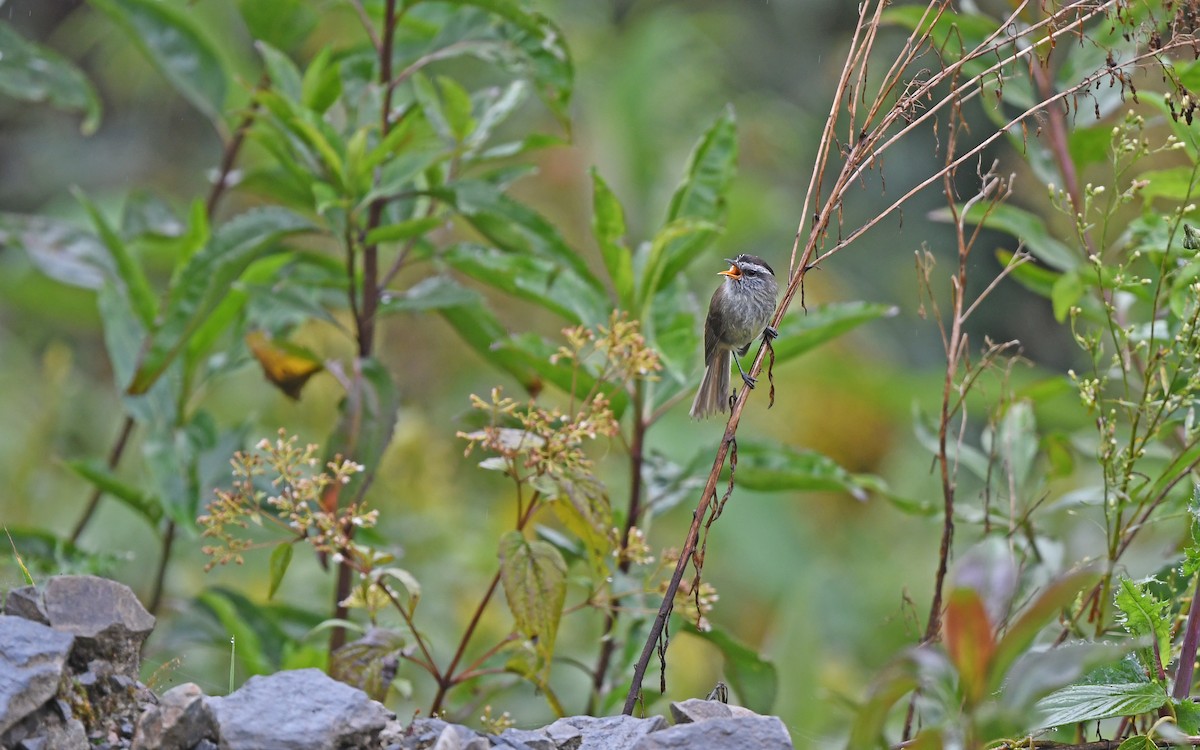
689 254 779 419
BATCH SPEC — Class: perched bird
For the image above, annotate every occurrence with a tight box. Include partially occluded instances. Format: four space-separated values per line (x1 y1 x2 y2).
689 254 778 419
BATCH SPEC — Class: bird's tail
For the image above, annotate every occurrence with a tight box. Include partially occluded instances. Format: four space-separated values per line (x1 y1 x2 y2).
689 349 731 419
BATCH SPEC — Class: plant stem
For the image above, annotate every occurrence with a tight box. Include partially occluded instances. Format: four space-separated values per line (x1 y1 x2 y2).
70 416 135 544
589 383 647 713
331 0 399 655
1174 573 1200 700
147 520 175 614
430 490 543 715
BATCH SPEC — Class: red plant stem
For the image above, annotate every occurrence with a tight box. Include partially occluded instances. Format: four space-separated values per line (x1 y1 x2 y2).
430 490 543 714
1173 573 1200 699
331 0 399 655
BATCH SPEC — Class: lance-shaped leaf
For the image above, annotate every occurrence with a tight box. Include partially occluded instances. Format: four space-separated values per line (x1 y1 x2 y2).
444 243 609 325
771 302 898 364
944 587 995 707
74 189 158 328
640 105 737 299
590 168 634 308
127 207 311 394
432 180 598 287
1 213 111 290
499 531 567 671
990 568 1101 691
90 0 228 123
64 459 163 527
721 441 886 501
0 21 101 135
929 203 1080 272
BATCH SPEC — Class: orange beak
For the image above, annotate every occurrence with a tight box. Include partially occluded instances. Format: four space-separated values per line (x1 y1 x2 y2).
718 262 741 279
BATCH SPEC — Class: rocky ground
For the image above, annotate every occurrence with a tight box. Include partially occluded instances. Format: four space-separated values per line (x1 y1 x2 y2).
0 575 794 749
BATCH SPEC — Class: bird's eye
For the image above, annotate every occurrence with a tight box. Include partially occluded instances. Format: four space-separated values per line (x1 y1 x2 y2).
743 267 756 276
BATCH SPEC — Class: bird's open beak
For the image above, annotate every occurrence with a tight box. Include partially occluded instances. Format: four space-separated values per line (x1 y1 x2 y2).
718 261 741 279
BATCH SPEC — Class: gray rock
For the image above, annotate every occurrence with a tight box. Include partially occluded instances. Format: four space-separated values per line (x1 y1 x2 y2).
631 716 793 750
9 576 155 678
131 683 216 750
497 727 556 750
430 724 490 750
542 715 667 750
668 699 759 724
0 615 75 735
209 668 392 750
3 587 49 624
1 702 88 750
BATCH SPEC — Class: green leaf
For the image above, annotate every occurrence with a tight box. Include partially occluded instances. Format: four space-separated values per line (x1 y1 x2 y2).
929 203 1080 271
436 291 544 393
435 0 573 125
1068 124 1114 169
444 243 609 325
74 189 158 328
498 531 566 672
0 22 101 135
590 169 633 307
722 441 885 501
1176 697 1200 734
380 274 482 314
1051 270 1085 322
256 41 303 102
128 207 312 394
432 180 598 288
645 274 699 411
771 302 898 363
438 75 475 141
1115 577 1173 674
1137 166 1200 207
64 459 163 527
301 46 341 114
237 0 315 51
643 105 738 296
638 218 720 308
1 213 110 289
681 621 778 713
90 0 228 122
1116 736 1156 750
364 216 443 246
1036 682 1169 728
465 80 528 155
998 249 1060 299
267 543 293 601
196 588 274 678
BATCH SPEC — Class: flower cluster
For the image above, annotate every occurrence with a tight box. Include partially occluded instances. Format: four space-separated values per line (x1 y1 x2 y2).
198 430 374 570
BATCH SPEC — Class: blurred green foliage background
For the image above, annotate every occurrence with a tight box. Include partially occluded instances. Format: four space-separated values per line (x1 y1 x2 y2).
0 0 1090 742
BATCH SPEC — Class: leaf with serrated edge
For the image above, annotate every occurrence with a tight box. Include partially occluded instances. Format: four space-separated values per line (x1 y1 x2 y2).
498 531 566 675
